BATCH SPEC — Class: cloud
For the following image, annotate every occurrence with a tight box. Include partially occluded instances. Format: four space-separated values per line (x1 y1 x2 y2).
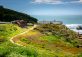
32 0 62 4
32 0 82 4
33 0 60 3
80 0 82 2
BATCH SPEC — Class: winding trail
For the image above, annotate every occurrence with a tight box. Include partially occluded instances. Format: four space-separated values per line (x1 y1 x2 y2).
10 24 37 46
9 24 82 54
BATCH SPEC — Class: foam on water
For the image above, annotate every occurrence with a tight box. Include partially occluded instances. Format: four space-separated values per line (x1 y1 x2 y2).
65 24 82 34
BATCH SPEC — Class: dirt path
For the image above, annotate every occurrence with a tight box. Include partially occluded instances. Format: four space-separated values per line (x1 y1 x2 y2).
10 25 82 54
10 24 37 46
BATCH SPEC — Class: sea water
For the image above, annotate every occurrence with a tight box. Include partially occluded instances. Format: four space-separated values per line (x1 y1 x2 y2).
32 15 82 34
32 15 82 24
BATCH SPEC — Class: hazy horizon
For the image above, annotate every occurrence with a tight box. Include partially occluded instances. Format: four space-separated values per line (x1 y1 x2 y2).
0 0 82 24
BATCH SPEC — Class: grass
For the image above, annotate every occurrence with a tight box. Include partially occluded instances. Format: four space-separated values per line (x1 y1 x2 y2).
18 30 82 57
40 35 74 47
78 53 82 57
0 24 82 57
20 37 31 44
0 24 28 38
39 35 60 42
0 43 37 57
0 24 38 57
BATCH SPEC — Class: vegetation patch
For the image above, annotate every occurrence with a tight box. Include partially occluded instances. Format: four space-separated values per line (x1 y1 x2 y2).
35 24 79 46
0 6 37 23
0 24 82 57
0 24 38 57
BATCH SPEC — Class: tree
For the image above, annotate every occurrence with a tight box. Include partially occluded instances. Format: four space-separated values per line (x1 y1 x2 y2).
0 6 37 23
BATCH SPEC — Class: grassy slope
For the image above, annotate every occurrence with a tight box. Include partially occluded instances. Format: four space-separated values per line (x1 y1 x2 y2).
18 30 82 57
18 24 82 57
35 24 80 46
0 24 37 57
0 24 82 57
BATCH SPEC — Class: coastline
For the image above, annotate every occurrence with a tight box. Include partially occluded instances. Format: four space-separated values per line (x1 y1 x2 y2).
65 24 82 34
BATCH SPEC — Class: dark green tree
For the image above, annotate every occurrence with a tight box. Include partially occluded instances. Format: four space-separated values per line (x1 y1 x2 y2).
0 6 38 23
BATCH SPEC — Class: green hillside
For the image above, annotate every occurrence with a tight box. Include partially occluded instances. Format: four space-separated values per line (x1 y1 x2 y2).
0 24 37 57
0 6 37 23
35 24 79 47
0 23 82 57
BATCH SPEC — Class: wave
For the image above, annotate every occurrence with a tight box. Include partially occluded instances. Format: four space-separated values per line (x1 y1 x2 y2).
65 24 82 34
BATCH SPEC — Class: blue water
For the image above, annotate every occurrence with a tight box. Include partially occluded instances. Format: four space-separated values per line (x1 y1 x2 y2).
32 15 82 24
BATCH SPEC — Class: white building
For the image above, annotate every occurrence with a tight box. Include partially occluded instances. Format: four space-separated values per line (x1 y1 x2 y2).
38 21 63 24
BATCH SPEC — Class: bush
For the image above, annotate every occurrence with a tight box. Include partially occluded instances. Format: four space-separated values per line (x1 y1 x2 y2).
35 24 79 46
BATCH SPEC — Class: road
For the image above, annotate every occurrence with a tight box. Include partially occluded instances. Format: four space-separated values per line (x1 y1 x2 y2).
10 24 37 46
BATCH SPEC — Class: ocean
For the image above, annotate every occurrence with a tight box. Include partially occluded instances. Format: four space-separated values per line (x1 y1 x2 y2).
32 15 82 34
32 15 82 24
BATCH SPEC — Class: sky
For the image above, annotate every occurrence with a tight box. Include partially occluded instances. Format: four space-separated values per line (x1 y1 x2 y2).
0 0 82 22
0 0 82 16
